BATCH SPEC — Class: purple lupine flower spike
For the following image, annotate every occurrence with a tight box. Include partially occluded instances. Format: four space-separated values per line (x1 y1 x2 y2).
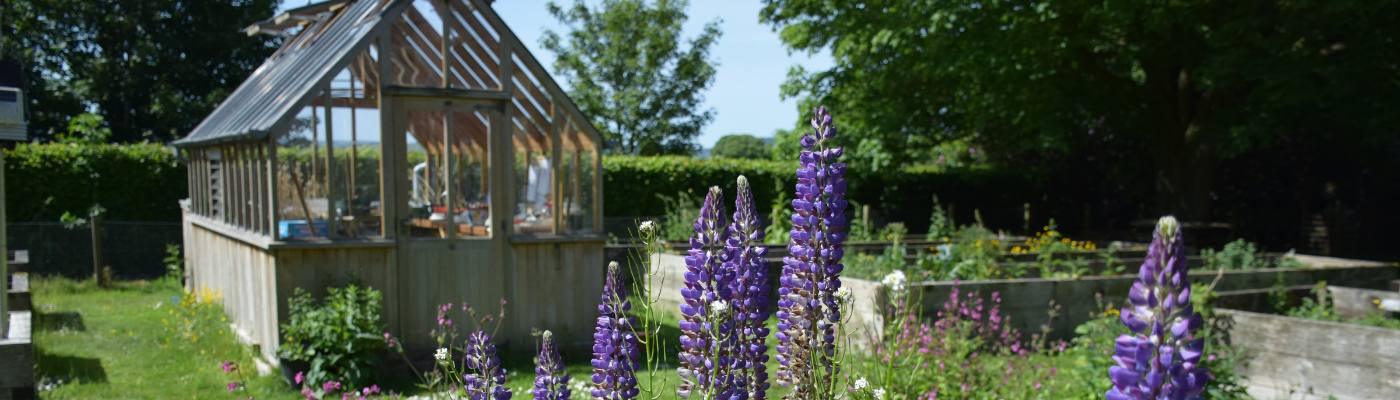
1107 216 1209 400
727 176 772 400
678 187 741 400
533 330 570 400
463 330 512 400
593 262 641 400
777 106 848 400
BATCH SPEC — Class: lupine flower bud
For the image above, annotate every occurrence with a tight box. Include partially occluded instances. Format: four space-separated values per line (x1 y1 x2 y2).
727 176 773 400
593 262 641 400
463 330 511 400
533 331 570 400
777 106 848 400
1107 216 1209 400
678 187 741 400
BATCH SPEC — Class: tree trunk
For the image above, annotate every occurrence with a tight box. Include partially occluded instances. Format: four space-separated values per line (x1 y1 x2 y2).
1151 129 1218 223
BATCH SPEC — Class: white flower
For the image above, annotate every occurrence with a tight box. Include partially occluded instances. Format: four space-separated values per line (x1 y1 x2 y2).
434 348 449 361
873 388 885 400
835 287 854 303
639 220 656 233
710 300 729 314
853 377 869 390
881 270 908 296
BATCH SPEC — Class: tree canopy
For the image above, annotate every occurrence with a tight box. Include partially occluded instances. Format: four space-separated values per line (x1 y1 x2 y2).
1 0 281 143
711 134 770 159
542 0 721 156
761 0 1400 221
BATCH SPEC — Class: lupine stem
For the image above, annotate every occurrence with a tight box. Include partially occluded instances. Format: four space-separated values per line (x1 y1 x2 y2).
627 219 670 400
728 176 772 400
777 106 849 400
678 187 740 400
1108 216 1209 400
593 262 641 400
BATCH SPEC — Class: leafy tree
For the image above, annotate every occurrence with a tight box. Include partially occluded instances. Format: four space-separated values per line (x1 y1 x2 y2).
1 0 280 142
761 0 1400 221
711 134 770 159
542 0 721 156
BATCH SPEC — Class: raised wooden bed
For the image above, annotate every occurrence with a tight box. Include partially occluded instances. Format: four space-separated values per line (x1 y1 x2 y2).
1218 308 1400 400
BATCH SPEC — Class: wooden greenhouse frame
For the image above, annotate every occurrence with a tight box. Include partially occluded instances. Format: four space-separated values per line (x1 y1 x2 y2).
173 0 606 359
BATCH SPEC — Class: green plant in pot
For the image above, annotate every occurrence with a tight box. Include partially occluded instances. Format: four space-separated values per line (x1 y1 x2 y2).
278 282 386 390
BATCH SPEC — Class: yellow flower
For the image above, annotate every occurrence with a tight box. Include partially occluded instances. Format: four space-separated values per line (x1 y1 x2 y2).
109 329 117 333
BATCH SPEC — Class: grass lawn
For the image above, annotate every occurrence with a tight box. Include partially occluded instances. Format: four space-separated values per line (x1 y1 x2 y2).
32 277 302 400
28 277 785 400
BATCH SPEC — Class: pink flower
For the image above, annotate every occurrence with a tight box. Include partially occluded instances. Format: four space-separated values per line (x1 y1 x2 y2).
221 361 236 373
295 371 305 384
323 381 342 393
1208 354 1217 361
227 382 241 391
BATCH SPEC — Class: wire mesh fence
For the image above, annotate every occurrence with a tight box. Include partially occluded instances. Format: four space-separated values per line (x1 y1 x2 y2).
8 221 183 280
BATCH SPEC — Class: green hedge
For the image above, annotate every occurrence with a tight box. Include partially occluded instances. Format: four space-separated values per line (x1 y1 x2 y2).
602 155 1048 233
6 142 187 221
3 144 1050 232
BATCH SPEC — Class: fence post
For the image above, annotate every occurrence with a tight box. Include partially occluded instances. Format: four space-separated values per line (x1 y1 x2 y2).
92 214 105 287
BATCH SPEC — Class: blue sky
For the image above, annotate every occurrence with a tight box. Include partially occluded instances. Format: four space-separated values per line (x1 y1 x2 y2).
279 0 833 148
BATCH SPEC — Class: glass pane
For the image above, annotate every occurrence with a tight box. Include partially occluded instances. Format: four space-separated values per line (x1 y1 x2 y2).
274 53 382 239
276 102 330 239
560 126 596 233
401 109 492 238
514 126 553 234
336 65 382 238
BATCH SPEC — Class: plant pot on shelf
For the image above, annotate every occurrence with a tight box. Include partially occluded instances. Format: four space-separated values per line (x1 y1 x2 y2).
279 356 311 387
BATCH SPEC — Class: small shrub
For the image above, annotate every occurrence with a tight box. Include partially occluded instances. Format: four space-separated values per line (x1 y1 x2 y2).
1200 239 1269 271
278 283 386 389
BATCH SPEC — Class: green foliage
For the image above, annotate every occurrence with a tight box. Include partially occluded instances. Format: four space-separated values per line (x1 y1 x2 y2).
162 244 183 284
843 244 909 281
7 142 186 221
924 197 953 241
1200 239 1269 271
710 134 770 159
57 113 112 144
913 225 1021 281
846 200 874 242
1284 282 1400 330
541 0 721 155
761 0 1400 220
4 0 281 142
279 283 387 389
654 191 702 242
763 178 793 245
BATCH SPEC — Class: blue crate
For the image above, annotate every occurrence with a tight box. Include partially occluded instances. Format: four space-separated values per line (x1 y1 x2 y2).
278 220 328 238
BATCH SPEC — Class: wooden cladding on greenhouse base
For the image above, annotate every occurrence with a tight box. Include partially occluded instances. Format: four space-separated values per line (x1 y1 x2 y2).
175 0 606 358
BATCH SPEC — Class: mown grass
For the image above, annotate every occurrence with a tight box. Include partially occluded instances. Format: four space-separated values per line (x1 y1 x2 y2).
27 277 760 400
31 276 302 399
